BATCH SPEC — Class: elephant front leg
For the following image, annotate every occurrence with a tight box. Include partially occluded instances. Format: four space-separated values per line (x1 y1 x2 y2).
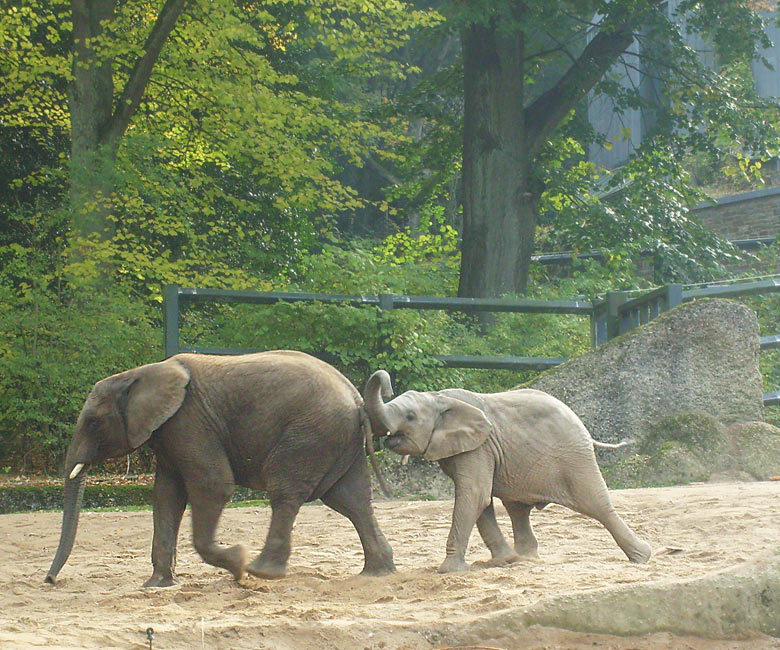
439 484 492 574
476 501 520 566
188 478 248 582
144 463 187 588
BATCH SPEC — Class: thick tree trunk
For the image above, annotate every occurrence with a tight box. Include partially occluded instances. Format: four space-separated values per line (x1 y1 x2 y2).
457 3 645 301
458 17 531 299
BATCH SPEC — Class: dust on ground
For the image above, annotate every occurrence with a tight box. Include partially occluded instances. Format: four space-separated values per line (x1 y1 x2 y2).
2 480 780 650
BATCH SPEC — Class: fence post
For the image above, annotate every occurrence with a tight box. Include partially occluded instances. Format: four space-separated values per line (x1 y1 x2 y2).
666 283 683 310
378 292 396 356
379 293 395 311
592 299 607 347
163 285 180 358
605 291 628 342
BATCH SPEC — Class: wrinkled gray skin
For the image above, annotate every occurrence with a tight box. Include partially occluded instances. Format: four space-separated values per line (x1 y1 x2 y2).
46 351 395 587
364 370 651 573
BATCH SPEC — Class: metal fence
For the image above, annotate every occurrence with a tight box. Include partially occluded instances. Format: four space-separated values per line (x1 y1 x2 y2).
162 285 592 371
163 278 780 406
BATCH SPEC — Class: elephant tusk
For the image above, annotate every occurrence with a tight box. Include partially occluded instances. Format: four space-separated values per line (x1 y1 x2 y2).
69 463 85 480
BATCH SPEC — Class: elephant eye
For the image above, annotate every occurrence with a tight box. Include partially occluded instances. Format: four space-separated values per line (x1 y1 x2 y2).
406 412 416 422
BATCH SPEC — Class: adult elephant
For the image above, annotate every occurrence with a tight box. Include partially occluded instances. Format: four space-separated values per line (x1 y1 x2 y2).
364 370 651 574
45 351 395 587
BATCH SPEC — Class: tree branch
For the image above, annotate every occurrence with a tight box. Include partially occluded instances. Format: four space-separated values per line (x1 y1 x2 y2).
102 0 188 150
525 1 664 157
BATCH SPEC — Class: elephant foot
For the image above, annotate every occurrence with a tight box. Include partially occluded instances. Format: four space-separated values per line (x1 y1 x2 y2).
627 540 652 564
514 544 539 559
143 572 177 588
438 556 469 574
246 556 287 580
360 561 396 577
223 544 249 581
486 551 521 567
361 545 396 576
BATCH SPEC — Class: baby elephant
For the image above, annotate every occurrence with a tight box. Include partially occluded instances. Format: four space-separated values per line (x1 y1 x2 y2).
364 371 651 573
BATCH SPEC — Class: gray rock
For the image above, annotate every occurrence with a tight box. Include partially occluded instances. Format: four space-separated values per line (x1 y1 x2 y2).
510 549 780 638
729 421 780 479
529 298 765 447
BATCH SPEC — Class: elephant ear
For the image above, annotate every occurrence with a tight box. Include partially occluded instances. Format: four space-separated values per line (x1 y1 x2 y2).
424 394 492 461
122 358 191 449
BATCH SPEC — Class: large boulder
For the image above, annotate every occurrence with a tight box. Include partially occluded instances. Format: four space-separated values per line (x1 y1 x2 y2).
528 298 780 485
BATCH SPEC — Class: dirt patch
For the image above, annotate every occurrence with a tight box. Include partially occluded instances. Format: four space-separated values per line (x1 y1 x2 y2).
2 481 780 649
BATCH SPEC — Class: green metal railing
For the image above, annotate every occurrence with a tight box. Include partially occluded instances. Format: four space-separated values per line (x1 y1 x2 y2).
162 285 590 371
162 279 780 406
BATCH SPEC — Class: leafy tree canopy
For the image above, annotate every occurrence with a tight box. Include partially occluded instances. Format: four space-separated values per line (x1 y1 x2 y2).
0 0 441 297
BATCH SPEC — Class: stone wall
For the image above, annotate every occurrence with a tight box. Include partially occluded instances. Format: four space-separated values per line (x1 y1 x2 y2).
693 186 780 241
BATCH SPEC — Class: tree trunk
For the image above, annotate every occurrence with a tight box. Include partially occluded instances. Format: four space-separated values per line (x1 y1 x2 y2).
69 0 118 240
68 0 188 251
457 3 645 300
458 16 531 299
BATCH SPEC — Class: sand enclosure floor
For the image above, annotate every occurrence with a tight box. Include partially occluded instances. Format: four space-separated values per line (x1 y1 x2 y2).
2 480 780 649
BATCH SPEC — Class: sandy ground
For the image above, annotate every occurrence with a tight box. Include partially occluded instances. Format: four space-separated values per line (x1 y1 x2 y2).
1 480 780 650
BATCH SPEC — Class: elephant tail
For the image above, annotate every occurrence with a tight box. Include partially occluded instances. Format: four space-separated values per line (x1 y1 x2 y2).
361 407 392 499
592 437 634 449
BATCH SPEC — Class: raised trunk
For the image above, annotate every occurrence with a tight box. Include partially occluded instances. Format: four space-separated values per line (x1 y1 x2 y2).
458 15 530 299
44 472 87 583
363 370 395 436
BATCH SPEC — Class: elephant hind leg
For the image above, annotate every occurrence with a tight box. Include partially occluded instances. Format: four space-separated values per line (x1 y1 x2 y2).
247 494 305 579
595 507 651 563
501 500 539 558
565 471 651 564
476 501 519 565
320 457 395 576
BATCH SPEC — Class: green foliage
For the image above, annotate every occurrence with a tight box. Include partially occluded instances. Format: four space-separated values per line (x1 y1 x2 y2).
0 482 269 513
538 128 745 285
732 244 780 399
2 0 779 479
0 283 158 473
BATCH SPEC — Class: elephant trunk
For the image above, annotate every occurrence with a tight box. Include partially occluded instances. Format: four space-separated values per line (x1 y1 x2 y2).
44 470 87 584
363 370 395 436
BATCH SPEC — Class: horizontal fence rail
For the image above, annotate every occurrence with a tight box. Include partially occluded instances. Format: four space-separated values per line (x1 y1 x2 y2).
163 285 592 372
765 392 780 407
164 279 780 406
761 334 780 350
432 355 569 371
682 277 780 300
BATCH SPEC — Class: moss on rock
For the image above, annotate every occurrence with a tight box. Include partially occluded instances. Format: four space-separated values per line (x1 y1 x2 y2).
729 421 780 480
639 412 731 457
603 442 710 489
369 451 453 500
603 412 737 488
602 413 780 488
